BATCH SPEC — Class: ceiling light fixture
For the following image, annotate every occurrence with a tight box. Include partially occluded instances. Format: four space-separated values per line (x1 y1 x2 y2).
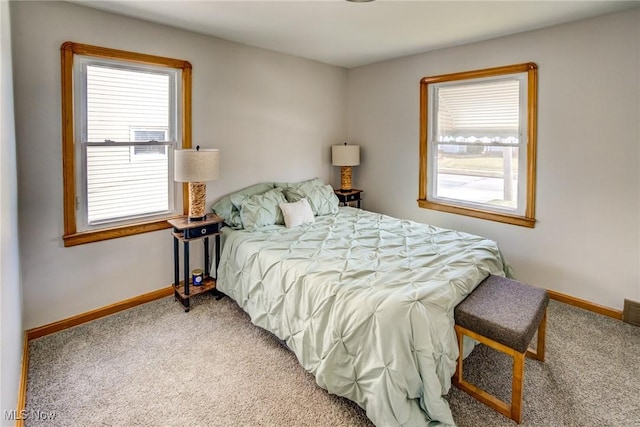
346 0 375 2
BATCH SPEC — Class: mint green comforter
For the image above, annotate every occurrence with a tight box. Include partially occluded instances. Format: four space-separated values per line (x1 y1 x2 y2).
217 207 508 426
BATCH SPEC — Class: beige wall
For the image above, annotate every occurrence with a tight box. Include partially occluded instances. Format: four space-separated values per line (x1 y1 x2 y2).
11 1 347 329
347 10 640 310
1 0 23 421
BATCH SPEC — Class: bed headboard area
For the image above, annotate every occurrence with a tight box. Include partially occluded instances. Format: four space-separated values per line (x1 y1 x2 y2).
211 178 339 231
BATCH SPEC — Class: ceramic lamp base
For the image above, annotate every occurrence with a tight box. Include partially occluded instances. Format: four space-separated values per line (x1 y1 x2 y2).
340 166 353 191
188 182 207 221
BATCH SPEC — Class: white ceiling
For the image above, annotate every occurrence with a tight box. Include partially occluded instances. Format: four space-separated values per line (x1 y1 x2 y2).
74 0 639 68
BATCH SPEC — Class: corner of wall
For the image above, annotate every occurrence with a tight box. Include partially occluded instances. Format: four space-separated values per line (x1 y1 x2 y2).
1 1 25 423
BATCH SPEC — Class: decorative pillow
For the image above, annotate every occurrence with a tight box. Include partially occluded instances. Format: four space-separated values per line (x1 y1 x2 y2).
279 198 315 228
285 184 339 216
211 182 275 229
237 188 287 231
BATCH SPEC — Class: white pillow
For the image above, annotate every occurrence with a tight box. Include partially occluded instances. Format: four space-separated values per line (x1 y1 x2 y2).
279 198 315 228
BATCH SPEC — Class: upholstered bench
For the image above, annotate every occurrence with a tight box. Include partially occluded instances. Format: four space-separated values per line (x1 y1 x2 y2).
453 275 549 424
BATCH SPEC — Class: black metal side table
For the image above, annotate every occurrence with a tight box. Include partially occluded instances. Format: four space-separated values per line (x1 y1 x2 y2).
334 188 363 208
168 213 225 312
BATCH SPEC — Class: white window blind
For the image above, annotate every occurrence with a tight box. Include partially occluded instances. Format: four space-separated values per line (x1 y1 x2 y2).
76 59 180 228
436 79 520 142
86 65 171 142
85 145 170 224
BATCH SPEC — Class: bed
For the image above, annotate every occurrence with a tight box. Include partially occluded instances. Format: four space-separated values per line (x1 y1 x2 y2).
213 182 510 427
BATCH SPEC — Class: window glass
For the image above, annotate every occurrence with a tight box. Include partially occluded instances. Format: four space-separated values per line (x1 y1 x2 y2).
79 60 177 227
85 64 171 142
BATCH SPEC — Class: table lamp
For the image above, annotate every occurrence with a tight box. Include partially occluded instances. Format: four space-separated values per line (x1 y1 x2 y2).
174 146 220 221
332 143 360 191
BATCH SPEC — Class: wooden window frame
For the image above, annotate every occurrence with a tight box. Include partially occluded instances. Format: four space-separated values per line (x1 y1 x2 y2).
61 42 192 247
418 63 538 228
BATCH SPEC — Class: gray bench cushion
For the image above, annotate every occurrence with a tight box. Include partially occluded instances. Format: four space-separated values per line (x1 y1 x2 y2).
454 275 549 353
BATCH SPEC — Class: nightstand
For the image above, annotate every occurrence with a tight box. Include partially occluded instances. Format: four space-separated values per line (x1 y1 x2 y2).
168 213 225 312
334 188 363 208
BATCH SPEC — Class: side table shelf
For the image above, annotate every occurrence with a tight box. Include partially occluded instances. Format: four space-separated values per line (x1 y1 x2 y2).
168 214 225 312
173 277 217 300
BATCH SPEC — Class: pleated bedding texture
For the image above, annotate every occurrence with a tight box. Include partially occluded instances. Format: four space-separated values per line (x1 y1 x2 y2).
217 207 508 426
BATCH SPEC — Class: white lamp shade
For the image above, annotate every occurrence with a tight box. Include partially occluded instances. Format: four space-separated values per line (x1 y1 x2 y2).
332 144 360 166
174 148 220 182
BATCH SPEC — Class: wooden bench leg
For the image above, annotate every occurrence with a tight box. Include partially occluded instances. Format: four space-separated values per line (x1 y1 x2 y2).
453 323 547 425
453 326 515 421
455 325 464 383
511 351 525 423
526 310 547 362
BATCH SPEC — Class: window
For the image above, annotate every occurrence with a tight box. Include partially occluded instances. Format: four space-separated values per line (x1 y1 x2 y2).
130 129 169 160
418 63 538 227
61 42 192 246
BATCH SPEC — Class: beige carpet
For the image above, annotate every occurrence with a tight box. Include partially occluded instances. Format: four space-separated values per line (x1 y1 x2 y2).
25 293 640 426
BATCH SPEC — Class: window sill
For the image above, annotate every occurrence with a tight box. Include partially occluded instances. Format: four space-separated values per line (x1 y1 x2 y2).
417 199 535 228
63 218 176 247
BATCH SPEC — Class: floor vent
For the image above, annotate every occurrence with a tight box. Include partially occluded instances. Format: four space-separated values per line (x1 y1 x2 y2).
622 299 640 327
